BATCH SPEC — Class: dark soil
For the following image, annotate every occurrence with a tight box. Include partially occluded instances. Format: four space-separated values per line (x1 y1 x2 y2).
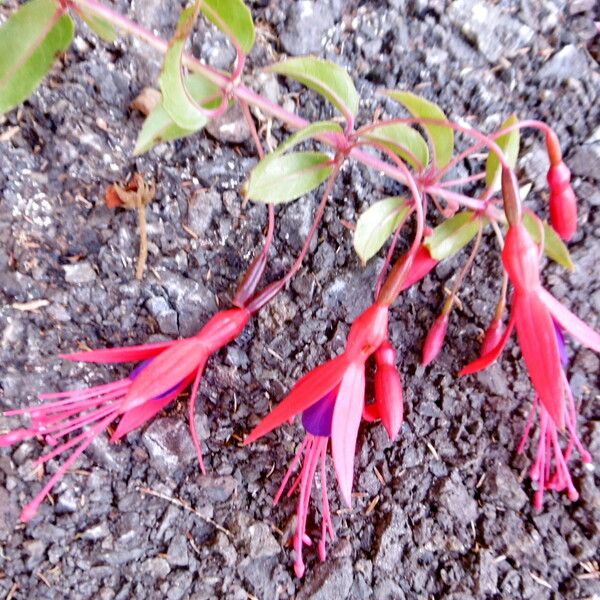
1 1 599 599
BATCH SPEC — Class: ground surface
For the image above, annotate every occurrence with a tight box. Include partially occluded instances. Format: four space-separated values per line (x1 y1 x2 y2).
1 0 599 598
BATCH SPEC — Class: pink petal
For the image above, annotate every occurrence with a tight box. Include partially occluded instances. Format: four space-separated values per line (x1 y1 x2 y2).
331 362 365 508
540 288 600 353
459 314 515 376
61 340 178 364
244 355 349 445
123 339 208 409
111 378 192 440
513 292 564 429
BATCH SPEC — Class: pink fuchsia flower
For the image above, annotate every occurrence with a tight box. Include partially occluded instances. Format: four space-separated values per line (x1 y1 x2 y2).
244 302 389 574
0 308 249 522
516 325 592 510
547 162 577 241
460 222 600 430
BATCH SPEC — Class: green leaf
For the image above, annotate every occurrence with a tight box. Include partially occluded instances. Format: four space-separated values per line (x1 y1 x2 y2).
360 123 430 170
354 197 411 263
424 211 480 260
246 151 334 204
159 5 222 130
522 212 574 271
78 7 118 42
385 90 454 168
134 74 221 155
268 56 359 119
485 114 519 191
200 0 255 54
272 121 342 157
0 0 74 115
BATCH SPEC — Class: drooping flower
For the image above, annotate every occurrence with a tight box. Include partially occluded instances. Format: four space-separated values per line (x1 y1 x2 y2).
0 308 249 521
421 312 449 367
460 221 600 430
244 302 389 574
516 324 591 509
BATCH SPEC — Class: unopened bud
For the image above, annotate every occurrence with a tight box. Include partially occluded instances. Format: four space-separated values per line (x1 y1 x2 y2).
501 166 522 226
399 245 439 291
548 163 577 241
480 317 505 357
422 314 449 367
545 129 563 167
374 342 403 441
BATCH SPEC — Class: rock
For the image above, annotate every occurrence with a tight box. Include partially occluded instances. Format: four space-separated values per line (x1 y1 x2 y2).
187 189 222 237
538 45 591 82
142 418 198 477
297 558 354 600
477 550 499 595
480 463 528 511
246 522 280 558
373 507 409 571
448 0 534 63
142 556 171 579
197 475 237 502
279 1 334 56
569 127 600 181
146 296 178 336
167 534 189 567
82 522 111 541
206 104 251 144
435 475 479 523
63 262 96 284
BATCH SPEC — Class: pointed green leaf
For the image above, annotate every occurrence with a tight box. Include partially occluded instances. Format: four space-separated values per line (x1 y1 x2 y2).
246 151 334 204
485 114 520 191
0 0 74 115
200 0 255 54
425 211 480 260
360 123 430 170
268 56 359 119
522 212 574 271
385 90 454 168
354 197 411 263
78 7 118 42
272 121 342 157
134 74 221 155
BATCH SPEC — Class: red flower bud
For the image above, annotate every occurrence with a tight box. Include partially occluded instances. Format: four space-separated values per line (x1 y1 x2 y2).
399 245 439 291
422 313 449 366
374 342 403 441
480 316 505 357
548 163 577 241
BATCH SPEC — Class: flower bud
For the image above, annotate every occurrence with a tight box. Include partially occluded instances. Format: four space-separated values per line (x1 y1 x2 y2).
399 245 439 291
480 317 504 357
548 163 577 241
422 314 449 367
374 342 403 441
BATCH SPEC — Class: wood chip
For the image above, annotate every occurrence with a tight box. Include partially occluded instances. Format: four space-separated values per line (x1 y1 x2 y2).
130 87 161 116
0 126 20 142
11 299 49 312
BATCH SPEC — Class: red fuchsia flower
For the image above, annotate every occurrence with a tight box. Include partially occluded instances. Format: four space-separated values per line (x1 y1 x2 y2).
0 308 249 522
460 221 600 428
516 324 592 510
480 315 505 357
244 302 389 575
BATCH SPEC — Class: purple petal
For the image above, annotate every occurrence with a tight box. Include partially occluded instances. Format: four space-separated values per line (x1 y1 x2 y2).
302 388 337 437
553 322 568 368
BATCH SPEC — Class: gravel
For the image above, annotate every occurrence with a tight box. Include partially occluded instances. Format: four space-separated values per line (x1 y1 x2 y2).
1 0 599 598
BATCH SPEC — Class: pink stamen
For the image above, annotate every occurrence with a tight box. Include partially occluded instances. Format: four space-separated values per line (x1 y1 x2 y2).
21 412 116 522
187 363 207 475
274 437 310 505
519 375 590 511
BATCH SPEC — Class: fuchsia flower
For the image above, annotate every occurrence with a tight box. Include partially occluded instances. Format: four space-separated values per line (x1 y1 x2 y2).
460 222 600 427
0 308 249 522
460 221 600 504
245 302 400 575
516 324 592 510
